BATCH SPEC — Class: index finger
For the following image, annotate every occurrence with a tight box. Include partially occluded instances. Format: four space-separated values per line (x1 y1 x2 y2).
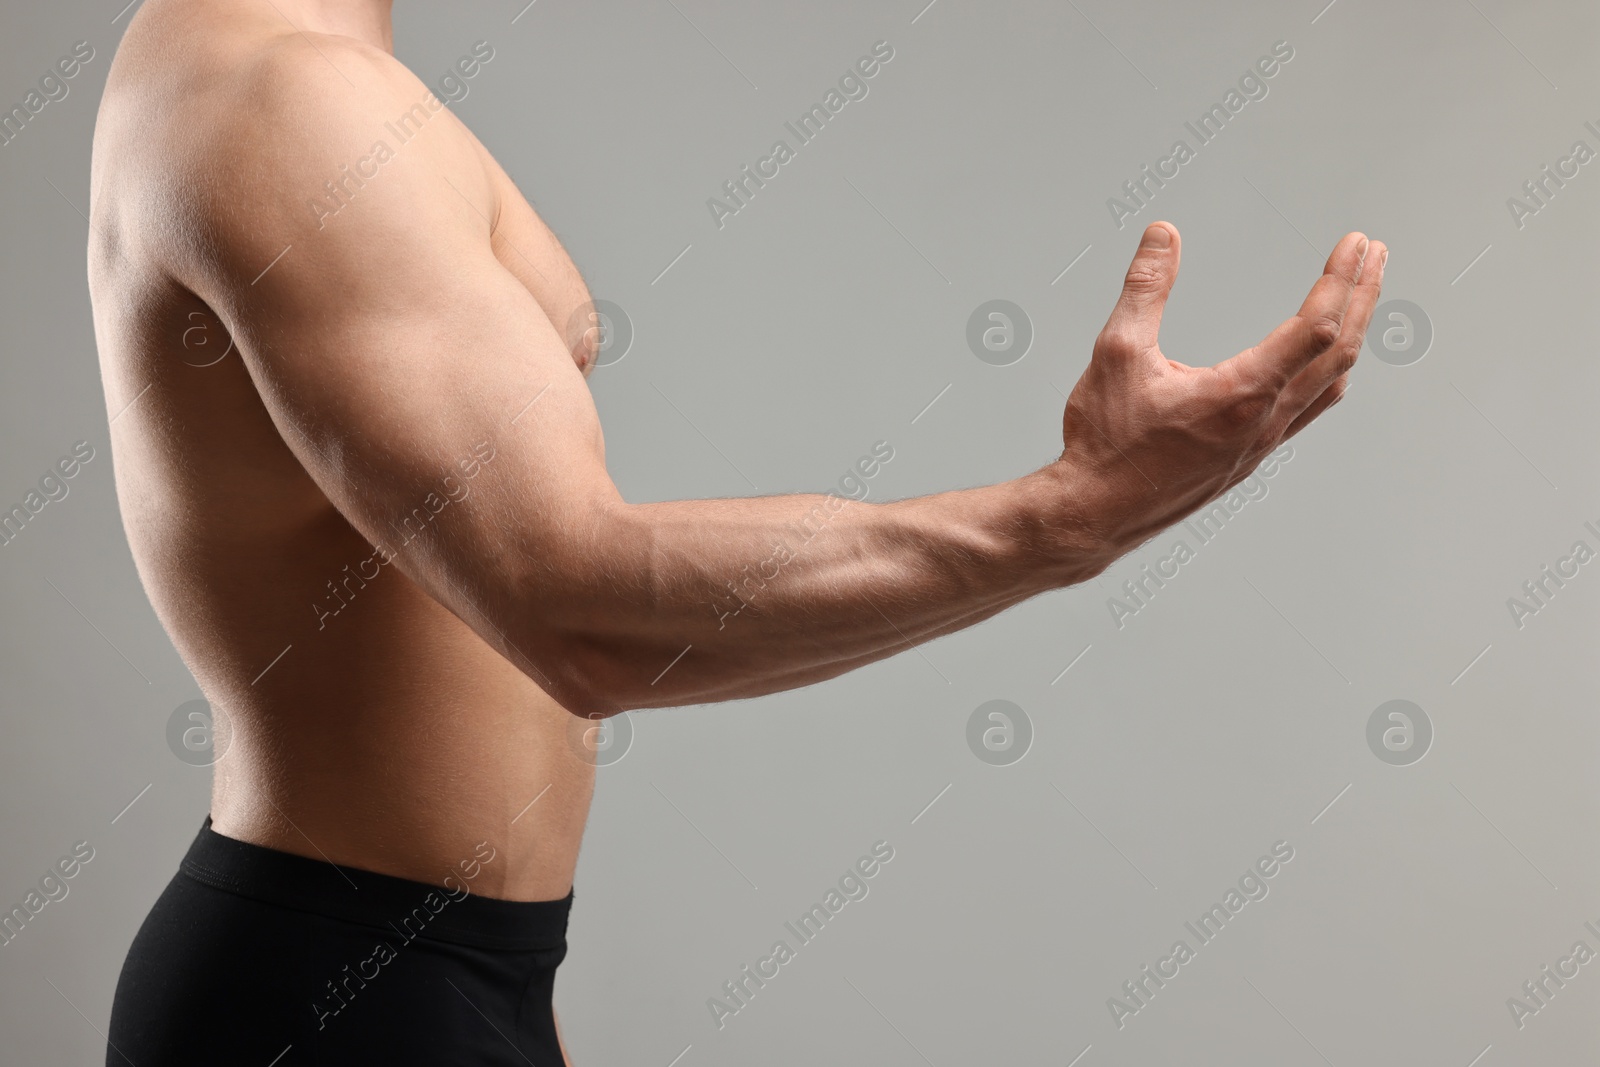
1223 231 1370 391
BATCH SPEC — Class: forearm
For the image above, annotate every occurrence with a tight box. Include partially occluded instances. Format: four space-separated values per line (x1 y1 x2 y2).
512 462 1110 714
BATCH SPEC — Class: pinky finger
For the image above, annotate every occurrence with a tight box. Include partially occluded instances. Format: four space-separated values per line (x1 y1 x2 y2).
1281 373 1350 441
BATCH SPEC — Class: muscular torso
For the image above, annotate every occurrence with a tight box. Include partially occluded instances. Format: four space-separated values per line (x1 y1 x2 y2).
88 1 599 901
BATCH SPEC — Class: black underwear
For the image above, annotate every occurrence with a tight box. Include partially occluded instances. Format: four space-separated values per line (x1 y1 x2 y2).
107 817 572 1066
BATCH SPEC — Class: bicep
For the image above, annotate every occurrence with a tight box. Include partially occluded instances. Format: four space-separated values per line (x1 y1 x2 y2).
198 98 615 679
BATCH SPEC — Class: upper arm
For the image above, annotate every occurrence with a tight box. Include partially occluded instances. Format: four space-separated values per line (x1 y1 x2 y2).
184 39 617 707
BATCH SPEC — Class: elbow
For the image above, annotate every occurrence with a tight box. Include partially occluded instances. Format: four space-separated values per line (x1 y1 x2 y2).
499 500 653 719
525 631 634 721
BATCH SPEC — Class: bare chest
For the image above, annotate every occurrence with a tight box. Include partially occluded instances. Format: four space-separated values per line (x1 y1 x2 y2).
470 141 599 373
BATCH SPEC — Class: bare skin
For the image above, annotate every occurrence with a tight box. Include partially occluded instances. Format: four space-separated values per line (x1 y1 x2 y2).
88 0 1383 1050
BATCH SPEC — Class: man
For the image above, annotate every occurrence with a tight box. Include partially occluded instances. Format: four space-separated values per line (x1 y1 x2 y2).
87 0 1384 1062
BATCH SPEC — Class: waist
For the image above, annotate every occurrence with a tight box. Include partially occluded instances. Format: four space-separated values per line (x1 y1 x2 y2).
181 815 572 950
206 691 597 899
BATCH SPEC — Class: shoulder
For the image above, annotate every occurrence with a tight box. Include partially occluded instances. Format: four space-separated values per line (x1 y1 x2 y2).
162 33 495 295
228 32 441 152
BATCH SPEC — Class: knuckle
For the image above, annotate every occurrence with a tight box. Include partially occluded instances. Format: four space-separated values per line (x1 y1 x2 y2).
1122 262 1166 294
1335 337 1360 374
1306 314 1342 351
1220 390 1273 431
1095 324 1138 358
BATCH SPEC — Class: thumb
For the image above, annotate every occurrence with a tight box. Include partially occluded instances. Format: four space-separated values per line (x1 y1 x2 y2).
1101 222 1181 356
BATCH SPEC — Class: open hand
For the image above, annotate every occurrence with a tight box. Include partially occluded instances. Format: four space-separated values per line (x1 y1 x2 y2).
1057 221 1385 559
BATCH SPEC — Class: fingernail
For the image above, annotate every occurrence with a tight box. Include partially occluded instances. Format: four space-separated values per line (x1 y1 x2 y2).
1145 224 1171 249
1355 236 1369 262
1379 248 1388 274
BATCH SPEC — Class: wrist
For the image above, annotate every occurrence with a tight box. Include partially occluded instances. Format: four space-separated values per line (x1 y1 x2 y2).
1020 460 1125 589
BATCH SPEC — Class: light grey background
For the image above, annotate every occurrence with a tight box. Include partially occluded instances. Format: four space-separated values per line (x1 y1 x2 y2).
2 0 1597 1063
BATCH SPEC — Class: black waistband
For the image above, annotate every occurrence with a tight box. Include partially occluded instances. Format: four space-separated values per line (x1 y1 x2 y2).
178 816 572 951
